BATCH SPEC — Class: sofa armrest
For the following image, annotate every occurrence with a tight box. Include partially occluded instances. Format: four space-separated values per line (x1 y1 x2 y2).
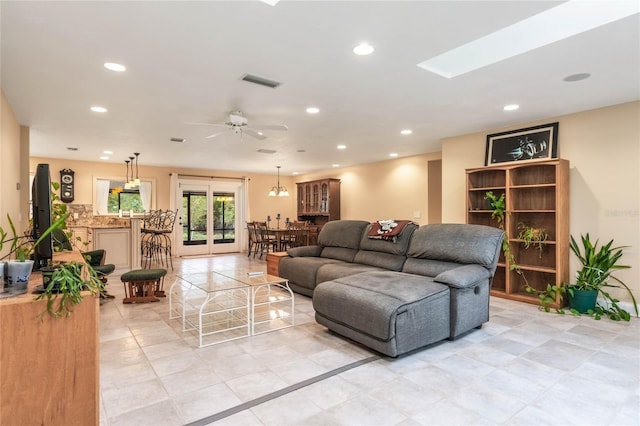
434 264 490 289
287 245 323 257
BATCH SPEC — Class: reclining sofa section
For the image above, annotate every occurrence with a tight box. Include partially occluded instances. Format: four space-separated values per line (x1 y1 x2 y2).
278 220 504 357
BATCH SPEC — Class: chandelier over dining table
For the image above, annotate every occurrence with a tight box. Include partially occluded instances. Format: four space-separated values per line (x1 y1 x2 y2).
268 165 289 197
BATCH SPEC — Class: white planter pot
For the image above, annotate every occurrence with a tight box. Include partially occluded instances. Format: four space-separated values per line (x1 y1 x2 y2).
6 260 34 295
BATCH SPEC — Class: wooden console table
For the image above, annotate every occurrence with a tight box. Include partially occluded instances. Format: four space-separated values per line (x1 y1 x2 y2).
0 251 99 425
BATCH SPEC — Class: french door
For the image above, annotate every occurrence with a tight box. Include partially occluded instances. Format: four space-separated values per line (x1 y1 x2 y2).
177 180 242 256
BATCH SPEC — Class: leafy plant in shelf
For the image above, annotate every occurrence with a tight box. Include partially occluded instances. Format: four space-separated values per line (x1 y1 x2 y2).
484 191 520 274
517 223 550 258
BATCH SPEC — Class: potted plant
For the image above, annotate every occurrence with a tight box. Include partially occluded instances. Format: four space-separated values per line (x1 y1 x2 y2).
1 213 69 294
517 223 550 257
568 234 637 320
526 234 637 320
36 260 104 318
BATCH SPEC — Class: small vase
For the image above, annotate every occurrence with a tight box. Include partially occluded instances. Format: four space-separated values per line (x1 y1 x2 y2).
6 260 35 295
568 288 598 313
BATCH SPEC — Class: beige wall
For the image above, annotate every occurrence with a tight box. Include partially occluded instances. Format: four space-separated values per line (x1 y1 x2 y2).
296 152 442 225
442 101 640 305
0 91 31 258
28 157 297 224
31 150 443 228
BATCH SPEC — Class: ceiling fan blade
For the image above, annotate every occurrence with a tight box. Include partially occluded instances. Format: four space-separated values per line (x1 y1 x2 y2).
249 124 288 131
243 128 267 140
205 131 227 139
184 121 227 127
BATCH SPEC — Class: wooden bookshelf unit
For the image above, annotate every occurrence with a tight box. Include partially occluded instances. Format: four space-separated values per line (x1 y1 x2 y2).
466 159 569 307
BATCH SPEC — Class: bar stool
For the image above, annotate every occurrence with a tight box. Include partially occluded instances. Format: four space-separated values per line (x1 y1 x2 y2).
121 268 167 304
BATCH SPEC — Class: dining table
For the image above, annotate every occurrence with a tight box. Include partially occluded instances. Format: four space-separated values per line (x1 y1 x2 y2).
267 227 291 251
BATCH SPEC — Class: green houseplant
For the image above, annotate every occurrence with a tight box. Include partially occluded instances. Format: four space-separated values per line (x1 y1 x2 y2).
517 223 550 257
568 233 637 321
484 191 519 272
1 213 69 294
36 260 104 318
528 234 638 320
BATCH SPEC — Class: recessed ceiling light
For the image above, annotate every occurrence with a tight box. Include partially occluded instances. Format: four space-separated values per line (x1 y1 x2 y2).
292 172 299 175
104 62 126 72
306 107 320 114
99 156 109 160
563 73 591 82
337 145 347 150
503 104 520 111
90 106 107 113
417 1 639 78
353 43 374 56
332 164 340 168
260 0 280 5
103 150 113 154
401 129 413 135
390 153 399 157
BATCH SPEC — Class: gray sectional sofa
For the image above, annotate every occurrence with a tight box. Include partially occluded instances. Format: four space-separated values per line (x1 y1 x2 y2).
278 220 504 357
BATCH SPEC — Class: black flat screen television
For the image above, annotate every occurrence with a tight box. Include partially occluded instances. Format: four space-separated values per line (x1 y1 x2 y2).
32 163 53 270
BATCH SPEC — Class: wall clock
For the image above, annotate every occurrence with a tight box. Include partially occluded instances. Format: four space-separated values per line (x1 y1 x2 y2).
60 169 75 203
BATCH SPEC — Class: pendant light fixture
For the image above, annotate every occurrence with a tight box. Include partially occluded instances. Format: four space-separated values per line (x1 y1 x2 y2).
123 153 142 189
268 166 289 197
133 152 140 185
127 156 136 187
124 159 133 189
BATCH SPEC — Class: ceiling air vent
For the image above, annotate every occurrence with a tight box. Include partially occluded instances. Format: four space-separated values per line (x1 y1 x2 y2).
170 137 185 143
257 149 276 154
241 73 282 89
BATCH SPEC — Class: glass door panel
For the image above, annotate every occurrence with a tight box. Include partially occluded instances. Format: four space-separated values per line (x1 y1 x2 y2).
183 191 207 246
213 193 235 245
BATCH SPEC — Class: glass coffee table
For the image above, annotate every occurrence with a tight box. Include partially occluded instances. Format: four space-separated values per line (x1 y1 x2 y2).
169 269 294 347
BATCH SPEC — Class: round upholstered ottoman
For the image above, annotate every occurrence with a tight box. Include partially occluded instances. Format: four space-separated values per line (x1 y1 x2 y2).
120 268 167 304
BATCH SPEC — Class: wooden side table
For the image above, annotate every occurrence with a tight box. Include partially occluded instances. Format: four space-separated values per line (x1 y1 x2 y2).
266 252 289 277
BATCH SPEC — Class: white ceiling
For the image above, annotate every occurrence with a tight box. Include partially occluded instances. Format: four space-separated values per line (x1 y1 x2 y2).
2 1 638 176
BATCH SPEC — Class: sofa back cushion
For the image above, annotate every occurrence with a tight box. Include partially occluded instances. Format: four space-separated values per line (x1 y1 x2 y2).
352 222 417 270
358 222 418 255
353 250 406 271
405 224 504 275
318 220 370 262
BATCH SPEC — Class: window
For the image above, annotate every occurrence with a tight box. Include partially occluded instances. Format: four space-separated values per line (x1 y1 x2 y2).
108 185 144 214
94 177 155 215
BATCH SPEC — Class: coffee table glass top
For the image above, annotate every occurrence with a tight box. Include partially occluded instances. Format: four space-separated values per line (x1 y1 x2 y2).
177 268 285 292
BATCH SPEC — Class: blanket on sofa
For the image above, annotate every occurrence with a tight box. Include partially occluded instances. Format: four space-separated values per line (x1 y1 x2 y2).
367 220 415 242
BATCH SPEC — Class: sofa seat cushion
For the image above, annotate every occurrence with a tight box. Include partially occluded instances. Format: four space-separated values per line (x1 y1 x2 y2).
278 256 340 292
313 271 449 342
316 262 386 285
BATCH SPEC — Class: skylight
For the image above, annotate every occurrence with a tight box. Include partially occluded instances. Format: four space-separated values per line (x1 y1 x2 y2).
417 0 639 78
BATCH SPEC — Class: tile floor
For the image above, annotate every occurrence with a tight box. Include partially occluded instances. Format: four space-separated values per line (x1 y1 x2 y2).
99 254 639 426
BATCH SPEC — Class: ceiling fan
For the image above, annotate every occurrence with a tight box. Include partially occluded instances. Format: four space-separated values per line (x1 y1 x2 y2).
185 111 288 140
